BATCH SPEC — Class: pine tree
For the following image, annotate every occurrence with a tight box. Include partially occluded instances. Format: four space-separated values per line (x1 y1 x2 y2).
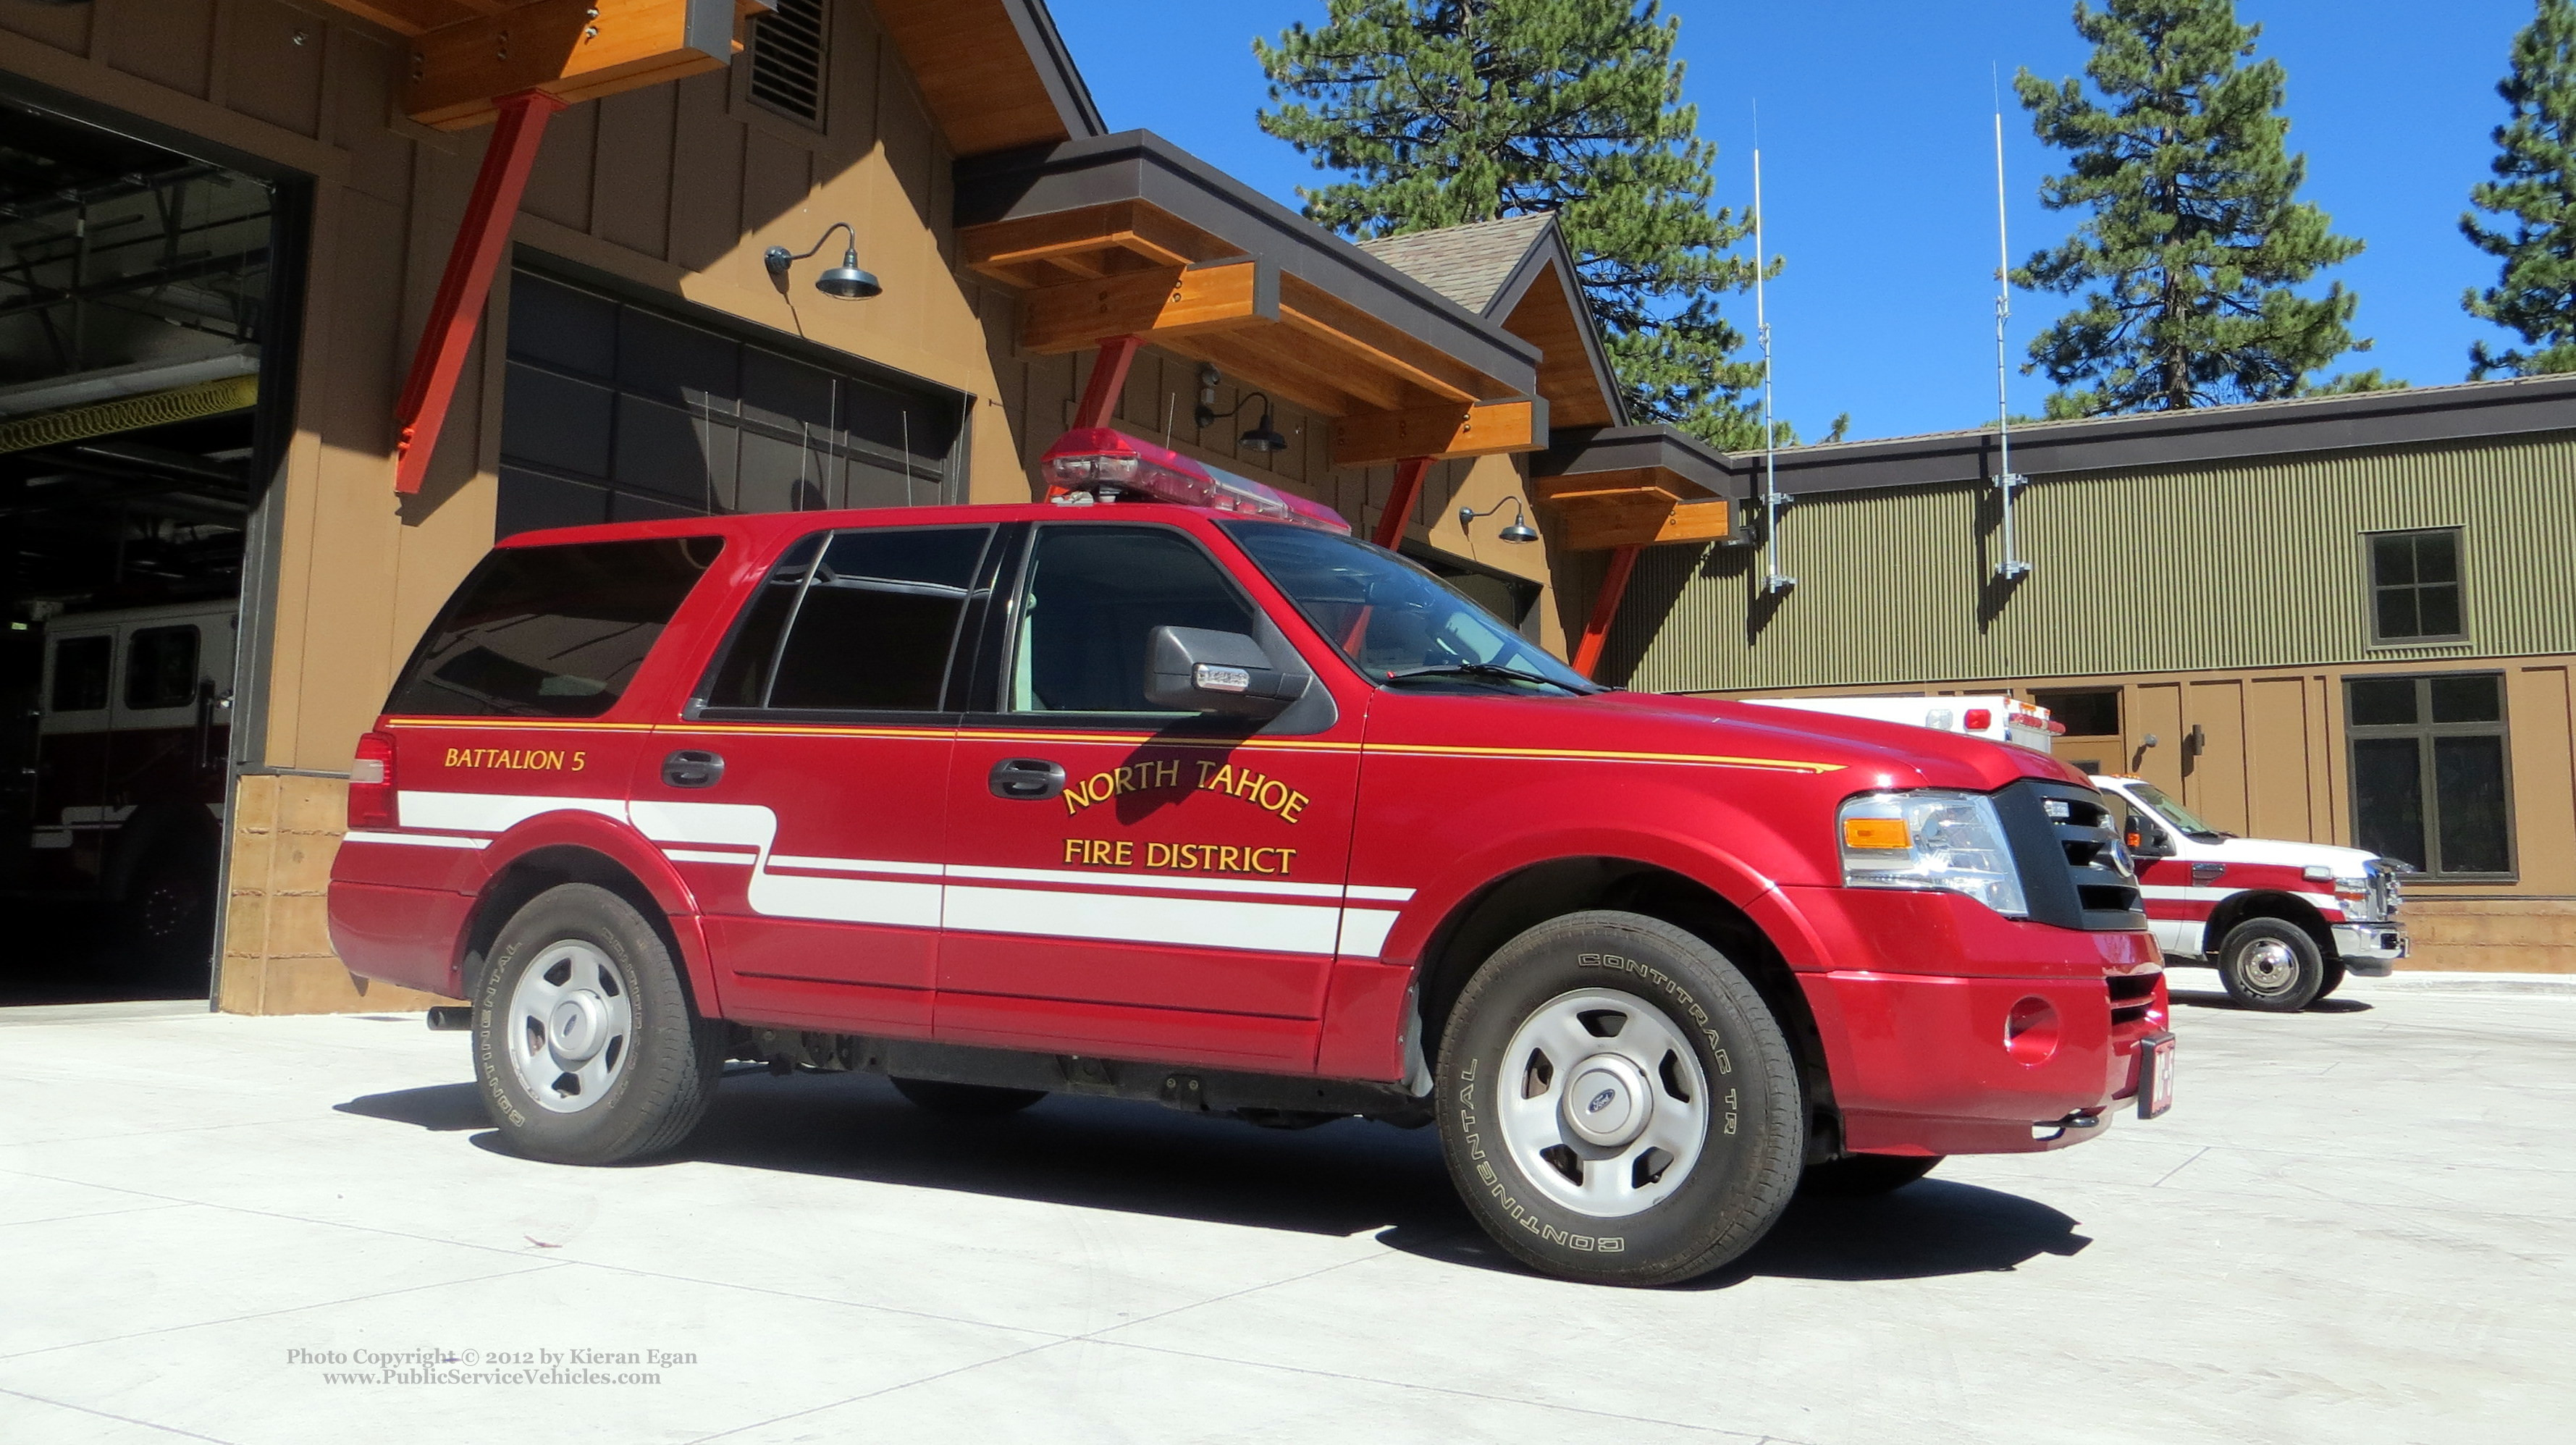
1255 0 1793 448
2012 0 2388 417
2464 0 2576 378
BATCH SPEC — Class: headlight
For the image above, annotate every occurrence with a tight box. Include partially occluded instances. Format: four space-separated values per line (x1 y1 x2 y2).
1838 790 2029 917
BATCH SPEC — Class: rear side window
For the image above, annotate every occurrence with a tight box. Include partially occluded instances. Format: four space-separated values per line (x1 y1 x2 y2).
387 537 723 718
704 526 989 712
49 635 112 712
125 626 200 709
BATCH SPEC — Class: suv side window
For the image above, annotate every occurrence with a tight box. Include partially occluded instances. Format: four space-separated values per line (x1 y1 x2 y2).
704 526 990 712
387 537 723 719
1009 525 1258 714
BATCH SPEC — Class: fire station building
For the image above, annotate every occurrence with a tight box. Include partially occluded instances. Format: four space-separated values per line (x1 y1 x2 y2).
3 1 1749 1013
1601 378 2576 974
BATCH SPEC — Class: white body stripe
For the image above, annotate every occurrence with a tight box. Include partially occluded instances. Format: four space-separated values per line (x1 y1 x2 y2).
345 830 489 851
946 885 1345 955
2137 883 2341 912
382 789 1411 959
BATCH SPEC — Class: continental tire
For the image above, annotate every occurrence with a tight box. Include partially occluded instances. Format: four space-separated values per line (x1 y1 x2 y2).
2315 957 2349 1000
2215 917 2326 1013
1436 910 1802 1286
472 883 723 1164
890 1077 1048 1116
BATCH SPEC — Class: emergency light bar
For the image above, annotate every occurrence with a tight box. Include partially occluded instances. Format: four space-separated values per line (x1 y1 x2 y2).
1039 427 1350 534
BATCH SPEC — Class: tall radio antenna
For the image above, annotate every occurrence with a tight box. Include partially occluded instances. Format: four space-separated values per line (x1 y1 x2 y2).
1753 143 1794 595
1991 96 2031 581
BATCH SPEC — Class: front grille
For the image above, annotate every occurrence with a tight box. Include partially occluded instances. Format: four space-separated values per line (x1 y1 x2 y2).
1998 780 2150 931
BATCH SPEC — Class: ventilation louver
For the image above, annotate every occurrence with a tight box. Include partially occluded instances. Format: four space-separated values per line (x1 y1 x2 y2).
747 0 828 127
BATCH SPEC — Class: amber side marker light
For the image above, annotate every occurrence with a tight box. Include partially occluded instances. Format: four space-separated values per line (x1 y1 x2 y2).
1843 817 1911 850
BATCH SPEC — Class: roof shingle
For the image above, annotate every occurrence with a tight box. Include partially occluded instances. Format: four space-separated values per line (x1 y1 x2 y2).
1355 214 1558 315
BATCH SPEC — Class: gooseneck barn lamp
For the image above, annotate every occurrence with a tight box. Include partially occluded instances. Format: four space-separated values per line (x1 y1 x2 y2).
1195 389 1287 453
1458 495 1541 544
765 222 881 299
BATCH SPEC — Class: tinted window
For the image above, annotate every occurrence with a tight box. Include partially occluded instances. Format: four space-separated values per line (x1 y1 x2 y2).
124 626 200 709
1012 526 1258 713
49 635 111 712
387 538 723 718
764 527 989 711
704 534 825 708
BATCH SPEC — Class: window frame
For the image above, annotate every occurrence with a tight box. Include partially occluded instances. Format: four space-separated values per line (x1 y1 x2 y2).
686 523 998 722
2362 526 2469 647
2344 669 2516 882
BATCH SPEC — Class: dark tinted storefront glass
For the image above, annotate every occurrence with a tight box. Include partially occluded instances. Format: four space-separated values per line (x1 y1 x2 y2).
387 538 723 718
2034 688 2121 736
765 527 989 712
2433 736 2511 873
2350 736 2426 870
2428 675 2501 723
2346 677 2417 727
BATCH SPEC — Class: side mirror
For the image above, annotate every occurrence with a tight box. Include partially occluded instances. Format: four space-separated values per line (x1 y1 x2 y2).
2125 814 2172 859
1144 626 1300 719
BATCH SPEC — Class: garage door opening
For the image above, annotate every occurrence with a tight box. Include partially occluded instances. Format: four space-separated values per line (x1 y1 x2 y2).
0 105 277 1005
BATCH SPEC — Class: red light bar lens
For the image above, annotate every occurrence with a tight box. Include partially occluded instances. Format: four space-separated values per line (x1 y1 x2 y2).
1038 427 1349 534
1964 708 1993 730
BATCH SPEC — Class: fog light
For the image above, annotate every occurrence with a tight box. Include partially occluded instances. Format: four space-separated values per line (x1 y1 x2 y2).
2005 995 2060 1065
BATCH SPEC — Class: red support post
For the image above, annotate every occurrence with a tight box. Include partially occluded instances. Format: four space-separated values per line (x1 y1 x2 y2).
392 89 567 496
1572 543 1642 680
1072 334 1145 430
1371 455 1433 550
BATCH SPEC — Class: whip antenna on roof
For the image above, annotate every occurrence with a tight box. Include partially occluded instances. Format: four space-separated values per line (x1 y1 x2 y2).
1992 102 2031 582
1753 144 1793 596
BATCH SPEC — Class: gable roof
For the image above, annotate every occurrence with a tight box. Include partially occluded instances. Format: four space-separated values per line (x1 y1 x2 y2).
876 0 1104 157
1359 214 1625 430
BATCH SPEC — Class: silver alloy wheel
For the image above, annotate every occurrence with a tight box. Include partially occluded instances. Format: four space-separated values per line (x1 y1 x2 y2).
1494 987 1709 1218
2238 938 2302 996
505 940 635 1114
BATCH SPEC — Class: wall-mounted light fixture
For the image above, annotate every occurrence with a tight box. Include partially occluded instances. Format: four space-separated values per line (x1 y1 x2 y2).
765 222 881 300
1195 384 1285 453
1459 495 1540 544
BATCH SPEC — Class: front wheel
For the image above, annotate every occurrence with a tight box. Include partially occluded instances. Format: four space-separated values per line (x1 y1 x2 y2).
472 883 723 1164
2215 918 2327 1012
1436 911 1803 1287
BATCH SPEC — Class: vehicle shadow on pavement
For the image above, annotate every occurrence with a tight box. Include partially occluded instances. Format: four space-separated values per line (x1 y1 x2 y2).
2169 987 2373 1015
1376 1179 2091 1289
340 1073 2093 1286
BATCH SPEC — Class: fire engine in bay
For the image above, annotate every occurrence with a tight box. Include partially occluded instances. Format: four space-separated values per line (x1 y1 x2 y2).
327 429 2175 1286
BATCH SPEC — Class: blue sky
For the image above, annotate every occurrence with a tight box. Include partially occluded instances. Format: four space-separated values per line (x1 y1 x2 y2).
1048 1 2543 442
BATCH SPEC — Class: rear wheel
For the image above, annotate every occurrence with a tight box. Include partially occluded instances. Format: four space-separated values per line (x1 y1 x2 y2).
890 1077 1047 1116
1436 910 1802 1287
2215 918 2327 1012
472 883 723 1164
1801 1154 1940 1197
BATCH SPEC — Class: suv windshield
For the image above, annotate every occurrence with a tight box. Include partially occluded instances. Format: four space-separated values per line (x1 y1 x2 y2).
1221 522 1597 695
2127 781 2228 840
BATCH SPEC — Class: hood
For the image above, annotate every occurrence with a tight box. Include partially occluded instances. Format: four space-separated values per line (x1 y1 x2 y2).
1567 690 2093 792
2202 835 2381 875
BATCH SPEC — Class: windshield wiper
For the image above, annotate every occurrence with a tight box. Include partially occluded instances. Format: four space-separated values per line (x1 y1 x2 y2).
1381 662 1596 693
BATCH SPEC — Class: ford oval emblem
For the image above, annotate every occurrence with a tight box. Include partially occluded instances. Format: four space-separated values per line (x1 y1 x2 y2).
1587 1087 1617 1113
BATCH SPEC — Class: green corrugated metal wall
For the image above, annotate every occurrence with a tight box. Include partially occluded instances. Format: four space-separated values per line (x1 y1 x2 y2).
1607 431 2576 691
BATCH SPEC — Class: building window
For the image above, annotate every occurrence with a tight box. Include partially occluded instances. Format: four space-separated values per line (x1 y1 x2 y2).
746 0 829 127
2033 688 2120 738
497 267 961 539
2346 673 2513 877
2367 528 2465 644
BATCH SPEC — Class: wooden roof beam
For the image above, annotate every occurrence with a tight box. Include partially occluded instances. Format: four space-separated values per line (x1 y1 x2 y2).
405 0 746 130
1333 398 1546 469
1018 260 1279 355
1554 496 1741 552
961 201 1232 280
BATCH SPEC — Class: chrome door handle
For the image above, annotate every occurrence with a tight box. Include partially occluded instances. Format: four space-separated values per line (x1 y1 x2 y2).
989 757 1066 801
662 749 725 788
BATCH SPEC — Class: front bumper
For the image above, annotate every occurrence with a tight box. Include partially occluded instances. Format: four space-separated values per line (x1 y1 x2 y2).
1766 887 2171 1158
2332 920 2407 975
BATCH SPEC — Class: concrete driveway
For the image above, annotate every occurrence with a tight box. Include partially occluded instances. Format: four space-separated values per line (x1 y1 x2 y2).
1 974 2567 1445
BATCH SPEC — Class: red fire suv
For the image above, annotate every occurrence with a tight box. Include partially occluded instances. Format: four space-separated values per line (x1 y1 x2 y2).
329 429 2173 1286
